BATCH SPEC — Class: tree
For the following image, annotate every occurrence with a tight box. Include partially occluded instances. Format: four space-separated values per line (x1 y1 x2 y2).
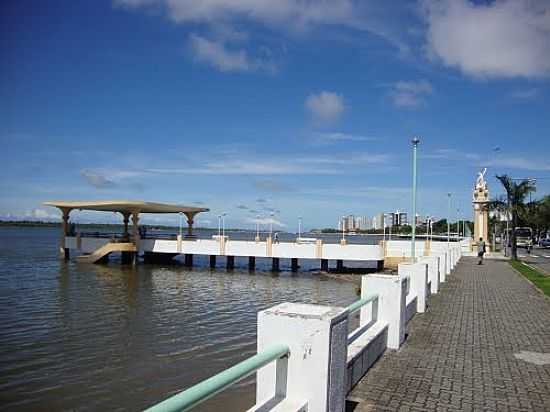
493 175 536 260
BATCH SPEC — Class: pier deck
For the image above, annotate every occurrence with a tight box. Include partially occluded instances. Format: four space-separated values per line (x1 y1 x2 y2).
348 258 550 411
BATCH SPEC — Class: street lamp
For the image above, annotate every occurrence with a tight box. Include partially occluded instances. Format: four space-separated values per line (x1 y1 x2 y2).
411 137 420 261
456 208 460 239
222 213 227 238
447 193 452 244
269 212 274 236
217 214 222 237
179 212 183 239
298 216 302 241
256 214 260 241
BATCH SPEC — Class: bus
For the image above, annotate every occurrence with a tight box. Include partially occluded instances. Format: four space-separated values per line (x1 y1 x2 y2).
515 227 533 248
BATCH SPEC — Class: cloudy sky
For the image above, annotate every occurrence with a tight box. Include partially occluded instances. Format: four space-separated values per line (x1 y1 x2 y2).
1 0 550 229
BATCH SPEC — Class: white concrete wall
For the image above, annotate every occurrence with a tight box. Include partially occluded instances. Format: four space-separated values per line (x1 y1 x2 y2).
256 303 348 412
420 256 439 294
362 274 407 350
399 262 428 313
323 244 383 261
384 240 426 257
273 242 317 259
70 236 383 262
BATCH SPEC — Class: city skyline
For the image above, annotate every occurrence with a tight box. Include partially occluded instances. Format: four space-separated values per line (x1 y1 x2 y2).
2 1 550 229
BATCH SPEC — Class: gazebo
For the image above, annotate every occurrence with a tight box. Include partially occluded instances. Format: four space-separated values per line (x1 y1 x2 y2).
44 200 209 259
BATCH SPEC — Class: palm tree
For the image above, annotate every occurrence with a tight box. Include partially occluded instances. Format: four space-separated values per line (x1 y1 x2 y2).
493 175 536 259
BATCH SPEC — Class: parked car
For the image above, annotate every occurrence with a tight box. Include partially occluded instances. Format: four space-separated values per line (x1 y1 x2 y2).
539 238 550 248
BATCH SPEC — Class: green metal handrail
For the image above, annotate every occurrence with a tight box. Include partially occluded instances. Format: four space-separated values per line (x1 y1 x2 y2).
144 343 290 412
346 293 379 314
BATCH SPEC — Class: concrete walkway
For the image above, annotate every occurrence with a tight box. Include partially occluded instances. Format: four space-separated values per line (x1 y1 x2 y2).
348 257 550 411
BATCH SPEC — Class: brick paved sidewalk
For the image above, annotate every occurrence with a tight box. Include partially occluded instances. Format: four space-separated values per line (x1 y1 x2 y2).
348 257 550 412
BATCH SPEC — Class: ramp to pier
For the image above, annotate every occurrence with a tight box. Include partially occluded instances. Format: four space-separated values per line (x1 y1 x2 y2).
76 242 136 263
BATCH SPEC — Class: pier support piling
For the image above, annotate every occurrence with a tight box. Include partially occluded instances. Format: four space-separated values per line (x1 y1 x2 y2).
248 256 255 271
336 259 344 272
320 259 329 272
226 256 235 270
272 258 280 272
291 258 298 272
184 254 193 267
209 255 216 268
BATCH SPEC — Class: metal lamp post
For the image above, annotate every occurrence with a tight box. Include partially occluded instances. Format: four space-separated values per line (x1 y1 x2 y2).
456 208 460 239
270 212 274 237
411 137 420 261
217 214 222 238
256 215 260 241
298 216 302 241
222 213 227 238
179 212 183 239
447 193 451 244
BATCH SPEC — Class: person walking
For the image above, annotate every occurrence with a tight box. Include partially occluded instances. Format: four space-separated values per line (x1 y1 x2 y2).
274 232 279 244
477 237 486 265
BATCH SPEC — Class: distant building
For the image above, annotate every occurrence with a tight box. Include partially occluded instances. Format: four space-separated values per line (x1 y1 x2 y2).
375 213 384 230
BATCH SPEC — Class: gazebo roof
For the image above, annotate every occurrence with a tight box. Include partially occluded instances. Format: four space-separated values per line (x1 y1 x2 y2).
44 200 209 215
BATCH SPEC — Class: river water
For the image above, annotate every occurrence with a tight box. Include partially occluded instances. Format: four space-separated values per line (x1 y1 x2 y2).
0 227 361 411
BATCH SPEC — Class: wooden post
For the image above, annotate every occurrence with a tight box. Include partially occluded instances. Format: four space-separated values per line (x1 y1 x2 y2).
291 258 298 272
210 255 216 268
272 258 280 272
320 259 329 272
248 256 256 271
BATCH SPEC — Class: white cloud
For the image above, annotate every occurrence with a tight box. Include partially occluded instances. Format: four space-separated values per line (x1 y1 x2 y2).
390 80 433 108
510 88 540 101
27 208 60 220
189 34 275 73
116 0 364 30
305 91 345 122
486 156 550 172
314 132 375 143
81 169 116 188
423 0 550 78
245 216 286 228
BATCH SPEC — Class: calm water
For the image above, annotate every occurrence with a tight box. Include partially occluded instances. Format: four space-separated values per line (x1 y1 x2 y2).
0 227 358 411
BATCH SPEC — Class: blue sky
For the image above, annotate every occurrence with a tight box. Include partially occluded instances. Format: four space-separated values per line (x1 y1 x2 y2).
1 0 549 230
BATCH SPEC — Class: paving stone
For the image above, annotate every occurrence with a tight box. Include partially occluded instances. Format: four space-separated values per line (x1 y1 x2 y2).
348 258 550 411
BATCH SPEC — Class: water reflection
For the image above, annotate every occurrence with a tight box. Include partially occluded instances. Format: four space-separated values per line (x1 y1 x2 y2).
0 227 357 411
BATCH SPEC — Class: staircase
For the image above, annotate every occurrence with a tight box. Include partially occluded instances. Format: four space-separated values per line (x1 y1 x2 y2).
76 242 137 264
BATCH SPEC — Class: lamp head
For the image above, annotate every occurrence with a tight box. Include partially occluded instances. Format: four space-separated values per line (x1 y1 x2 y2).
412 137 420 145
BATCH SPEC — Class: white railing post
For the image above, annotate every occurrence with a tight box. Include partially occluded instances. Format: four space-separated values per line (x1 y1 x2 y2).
255 303 348 412
448 247 455 271
362 274 407 350
399 262 428 313
420 256 439 294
